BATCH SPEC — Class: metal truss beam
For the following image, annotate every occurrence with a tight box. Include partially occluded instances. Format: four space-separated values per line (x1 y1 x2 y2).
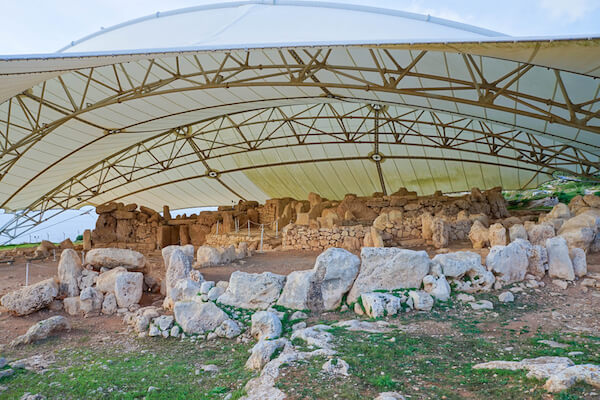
1 47 599 185
1 103 597 243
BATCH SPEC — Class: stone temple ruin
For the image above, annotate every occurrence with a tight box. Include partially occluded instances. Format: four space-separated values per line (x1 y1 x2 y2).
2 189 600 394
85 186 509 254
2 3 600 396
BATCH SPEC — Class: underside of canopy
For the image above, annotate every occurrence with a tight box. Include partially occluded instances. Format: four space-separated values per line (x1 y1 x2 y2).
0 37 599 242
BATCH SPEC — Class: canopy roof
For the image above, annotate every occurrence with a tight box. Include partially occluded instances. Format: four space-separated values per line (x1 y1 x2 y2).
0 1 599 241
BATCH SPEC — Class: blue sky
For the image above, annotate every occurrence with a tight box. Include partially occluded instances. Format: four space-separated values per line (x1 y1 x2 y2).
1 0 600 54
1 0 599 243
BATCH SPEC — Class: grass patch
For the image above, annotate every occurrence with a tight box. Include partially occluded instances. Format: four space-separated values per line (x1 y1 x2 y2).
0 338 255 399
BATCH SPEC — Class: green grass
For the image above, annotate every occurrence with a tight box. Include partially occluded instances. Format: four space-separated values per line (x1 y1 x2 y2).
0 243 43 251
503 178 600 210
2 288 599 399
0 240 83 251
0 338 254 399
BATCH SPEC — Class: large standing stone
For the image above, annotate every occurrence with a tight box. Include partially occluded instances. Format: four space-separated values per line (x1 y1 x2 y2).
169 278 202 303
431 217 449 249
370 227 384 248
0 278 58 315
360 292 402 318
347 248 430 304
95 267 127 293
486 241 529 284
83 229 92 250
558 209 600 251
196 246 222 267
114 272 144 308
528 245 549 278
85 248 145 269
57 249 83 297
432 251 482 279
421 212 434 240
509 224 528 242
173 301 229 334
251 311 282 340
166 249 193 301
546 236 575 281
569 248 587 278
312 248 360 310
102 293 117 315
276 270 315 310
162 245 194 270
527 224 556 246
372 213 389 231
488 223 507 247
79 287 104 317
219 245 237 264
217 271 286 309
468 220 489 249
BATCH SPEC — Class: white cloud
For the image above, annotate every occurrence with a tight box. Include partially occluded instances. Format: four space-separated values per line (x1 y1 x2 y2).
539 0 597 21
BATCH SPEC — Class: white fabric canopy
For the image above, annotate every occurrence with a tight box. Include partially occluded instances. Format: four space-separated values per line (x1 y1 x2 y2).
0 1 598 241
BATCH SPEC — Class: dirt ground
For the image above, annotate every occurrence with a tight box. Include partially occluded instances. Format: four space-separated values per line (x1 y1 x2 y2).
0 244 598 347
1 245 600 399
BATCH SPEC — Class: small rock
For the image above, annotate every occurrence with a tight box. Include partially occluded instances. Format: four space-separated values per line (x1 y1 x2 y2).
538 340 569 349
215 319 242 339
206 286 225 301
250 311 282 341
245 338 288 371
292 322 306 331
322 358 350 376
0 368 14 378
148 325 160 337
200 281 215 294
408 291 434 311
552 279 568 290
290 311 308 320
201 364 220 373
469 300 494 310
170 325 181 338
375 392 406 400
456 293 475 302
154 315 174 332
498 292 514 303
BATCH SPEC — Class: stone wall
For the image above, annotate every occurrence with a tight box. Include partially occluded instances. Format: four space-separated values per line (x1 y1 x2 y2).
282 187 506 251
90 186 509 252
205 234 260 250
282 215 475 251
91 203 160 253
282 225 369 251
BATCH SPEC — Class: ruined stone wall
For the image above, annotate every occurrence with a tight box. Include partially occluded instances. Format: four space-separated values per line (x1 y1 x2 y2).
91 203 160 252
282 187 507 250
205 233 260 249
90 187 508 252
282 216 474 251
282 225 369 251
90 200 263 251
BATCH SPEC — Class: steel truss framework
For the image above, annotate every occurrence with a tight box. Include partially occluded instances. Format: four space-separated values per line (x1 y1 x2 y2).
0 45 599 242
